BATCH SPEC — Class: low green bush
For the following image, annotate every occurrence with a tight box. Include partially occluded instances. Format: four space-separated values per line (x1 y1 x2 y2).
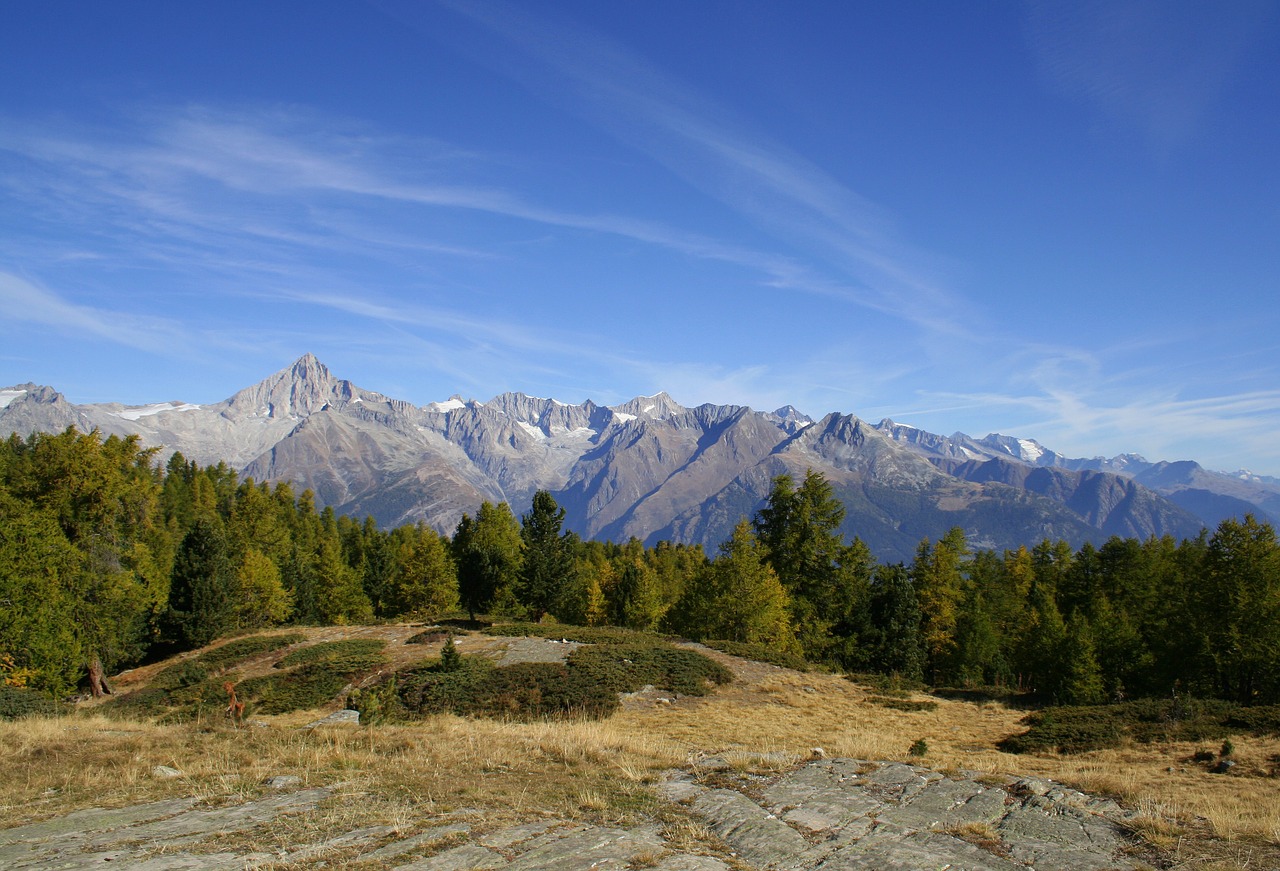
236 640 389 714
395 657 618 721
701 639 810 672
1001 697 1280 755
276 638 387 672
483 623 672 645
110 636 386 720
869 696 938 713
0 685 68 720
237 664 358 715
195 633 305 671
567 643 732 697
150 633 305 692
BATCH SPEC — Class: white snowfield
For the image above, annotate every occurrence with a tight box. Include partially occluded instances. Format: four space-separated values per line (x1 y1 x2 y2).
113 402 203 421
0 388 26 409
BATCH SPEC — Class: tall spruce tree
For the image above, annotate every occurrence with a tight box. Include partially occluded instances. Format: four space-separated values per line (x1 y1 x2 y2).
452 502 523 621
168 517 235 648
519 490 574 620
865 563 925 680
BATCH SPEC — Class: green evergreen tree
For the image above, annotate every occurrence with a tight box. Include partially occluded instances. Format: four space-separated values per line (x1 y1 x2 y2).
452 502 524 621
608 543 664 629
865 563 925 681
312 517 373 625
168 517 235 648
753 469 857 661
388 523 458 617
231 548 293 629
0 490 83 695
911 527 969 683
519 490 574 620
1197 515 1280 704
668 520 798 649
1053 612 1106 705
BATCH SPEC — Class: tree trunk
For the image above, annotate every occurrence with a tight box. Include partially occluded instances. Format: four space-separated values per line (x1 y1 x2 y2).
87 654 113 697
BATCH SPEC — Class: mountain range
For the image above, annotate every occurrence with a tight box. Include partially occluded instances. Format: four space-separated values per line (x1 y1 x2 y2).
5 354 1277 562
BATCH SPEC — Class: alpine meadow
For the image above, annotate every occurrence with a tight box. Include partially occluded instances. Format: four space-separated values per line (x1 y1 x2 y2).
4 2 1280 869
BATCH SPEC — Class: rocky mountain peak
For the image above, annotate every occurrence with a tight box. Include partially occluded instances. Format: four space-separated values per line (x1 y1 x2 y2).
225 353 370 420
610 391 685 420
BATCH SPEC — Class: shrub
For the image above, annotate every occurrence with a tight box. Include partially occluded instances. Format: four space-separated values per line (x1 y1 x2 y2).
347 677 403 725
149 633 305 691
238 664 361 715
195 633 305 671
567 643 732 697
276 639 387 672
110 636 386 720
237 640 388 715
869 696 938 713
484 623 673 646
1000 698 1280 755
395 658 618 720
0 685 67 720
406 629 450 645
701 639 810 672
908 738 928 757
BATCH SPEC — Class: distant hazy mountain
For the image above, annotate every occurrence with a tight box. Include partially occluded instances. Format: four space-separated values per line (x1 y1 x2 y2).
6 354 1262 562
874 420 1280 531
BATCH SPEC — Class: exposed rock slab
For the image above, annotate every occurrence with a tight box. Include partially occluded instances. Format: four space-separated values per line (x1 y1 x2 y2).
0 759 1148 870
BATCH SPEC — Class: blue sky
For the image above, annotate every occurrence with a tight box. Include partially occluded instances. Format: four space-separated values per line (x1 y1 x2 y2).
2 1 1278 475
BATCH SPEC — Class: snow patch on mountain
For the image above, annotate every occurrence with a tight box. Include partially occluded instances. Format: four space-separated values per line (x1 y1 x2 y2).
1017 438 1044 462
429 398 466 413
114 402 203 421
612 412 636 423
518 421 547 440
0 388 26 409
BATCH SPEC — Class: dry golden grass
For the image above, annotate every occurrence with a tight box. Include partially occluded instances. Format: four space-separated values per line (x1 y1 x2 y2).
5 639 1280 870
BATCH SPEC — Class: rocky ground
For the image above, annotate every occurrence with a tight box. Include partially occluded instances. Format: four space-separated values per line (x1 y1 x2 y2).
1 750 1151 870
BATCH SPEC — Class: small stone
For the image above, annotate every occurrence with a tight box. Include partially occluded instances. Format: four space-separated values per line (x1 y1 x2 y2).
262 775 303 789
810 747 827 759
305 709 361 728
151 765 183 779
1211 759 1236 774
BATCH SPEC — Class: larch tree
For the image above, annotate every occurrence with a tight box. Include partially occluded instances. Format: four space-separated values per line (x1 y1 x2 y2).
670 520 797 650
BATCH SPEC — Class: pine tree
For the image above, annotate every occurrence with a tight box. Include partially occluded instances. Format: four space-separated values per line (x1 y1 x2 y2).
388 523 458 617
753 470 853 661
0 490 83 696
609 548 664 629
232 548 292 628
1197 515 1280 704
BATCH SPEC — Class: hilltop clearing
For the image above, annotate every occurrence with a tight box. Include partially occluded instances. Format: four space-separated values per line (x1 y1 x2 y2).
1 626 1278 869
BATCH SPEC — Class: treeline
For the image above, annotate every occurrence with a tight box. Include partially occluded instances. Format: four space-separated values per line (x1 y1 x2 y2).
2 428 1278 708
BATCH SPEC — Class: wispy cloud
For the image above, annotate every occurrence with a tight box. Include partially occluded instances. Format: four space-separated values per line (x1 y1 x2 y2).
384 0 966 333
0 271 189 354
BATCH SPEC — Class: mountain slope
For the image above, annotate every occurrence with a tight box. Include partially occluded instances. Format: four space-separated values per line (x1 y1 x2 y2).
1 354 1222 561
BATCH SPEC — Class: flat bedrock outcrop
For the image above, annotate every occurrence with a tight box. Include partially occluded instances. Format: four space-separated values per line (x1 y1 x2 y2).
0 759 1147 870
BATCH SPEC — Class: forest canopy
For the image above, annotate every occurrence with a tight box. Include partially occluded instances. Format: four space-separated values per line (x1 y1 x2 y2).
2 427 1278 707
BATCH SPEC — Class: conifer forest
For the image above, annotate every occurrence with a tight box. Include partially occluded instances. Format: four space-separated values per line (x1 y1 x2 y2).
3 427 1278 709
